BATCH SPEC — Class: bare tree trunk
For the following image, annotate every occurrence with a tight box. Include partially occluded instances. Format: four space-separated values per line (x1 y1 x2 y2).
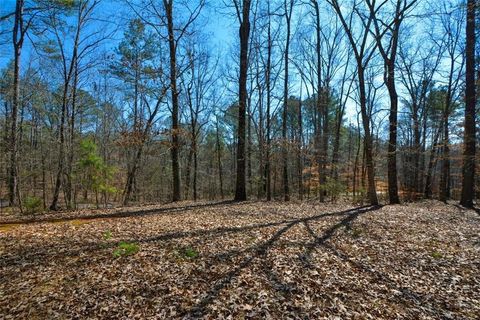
8 0 25 207
297 98 303 200
234 0 251 201
282 0 293 201
215 120 224 199
164 0 181 202
193 138 198 201
312 0 324 202
185 144 193 199
439 92 451 202
265 5 272 201
424 122 442 198
460 0 476 208
358 68 379 205
50 3 83 211
50 81 69 210
123 145 144 205
65 62 79 209
386 68 400 204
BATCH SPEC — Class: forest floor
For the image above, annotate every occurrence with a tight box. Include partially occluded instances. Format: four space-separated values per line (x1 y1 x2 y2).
0 200 479 319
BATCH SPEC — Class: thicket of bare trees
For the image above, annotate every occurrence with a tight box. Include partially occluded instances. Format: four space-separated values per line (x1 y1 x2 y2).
0 0 477 210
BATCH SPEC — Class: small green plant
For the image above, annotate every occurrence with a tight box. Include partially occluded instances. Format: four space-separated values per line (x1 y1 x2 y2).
113 241 139 258
103 230 113 240
24 196 43 214
77 139 117 208
431 251 443 259
181 247 199 259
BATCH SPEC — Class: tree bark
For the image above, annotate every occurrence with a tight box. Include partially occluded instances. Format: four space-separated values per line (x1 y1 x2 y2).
215 120 224 199
234 0 251 201
265 5 272 201
8 0 25 207
460 0 476 208
282 0 293 201
164 0 181 202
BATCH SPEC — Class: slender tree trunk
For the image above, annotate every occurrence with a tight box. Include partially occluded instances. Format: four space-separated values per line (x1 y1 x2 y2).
123 144 144 205
297 98 303 200
9 0 25 207
265 8 272 201
386 66 400 204
419 104 428 195
234 0 251 201
321 88 329 190
425 123 442 199
215 120 224 199
185 144 193 199
50 82 69 210
358 67 379 205
411 104 421 197
50 3 82 210
66 62 79 209
164 0 181 202
247 96 252 193
460 0 476 208
439 97 451 202
312 0 324 202
193 137 198 201
282 0 293 201
256 70 265 199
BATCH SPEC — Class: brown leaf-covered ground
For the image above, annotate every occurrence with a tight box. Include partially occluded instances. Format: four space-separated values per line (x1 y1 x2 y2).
1 200 479 319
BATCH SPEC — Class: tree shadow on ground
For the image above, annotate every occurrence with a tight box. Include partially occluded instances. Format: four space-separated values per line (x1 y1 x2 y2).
0 204 372 269
184 205 381 317
301 215 454 319
2 202 476 319
0 200 236 225
452 203 480 217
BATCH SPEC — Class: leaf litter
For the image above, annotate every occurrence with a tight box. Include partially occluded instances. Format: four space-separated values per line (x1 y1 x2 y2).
0 200 478 319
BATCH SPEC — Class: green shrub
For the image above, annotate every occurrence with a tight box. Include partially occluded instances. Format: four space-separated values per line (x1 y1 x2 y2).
320 177 347 202
113 241 139 258
77 139 117 207
24 196 42 214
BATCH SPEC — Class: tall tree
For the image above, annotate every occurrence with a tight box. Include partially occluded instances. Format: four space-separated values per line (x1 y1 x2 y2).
282 0 294 201
49 1 100 210
460 0 476 208
8 0 26 207
438 3 464 202
367 0 418 204
327 0 379 205
234 0 252 201
111 18 161 205
163 0 182 202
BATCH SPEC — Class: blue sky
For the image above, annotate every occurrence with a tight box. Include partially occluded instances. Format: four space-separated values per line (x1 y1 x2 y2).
0 0 236 69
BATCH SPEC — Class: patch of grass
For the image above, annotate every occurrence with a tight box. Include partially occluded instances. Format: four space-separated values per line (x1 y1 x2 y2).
431 251 443 259
113 241 139 258
103 230 113 240
179 246 199 259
